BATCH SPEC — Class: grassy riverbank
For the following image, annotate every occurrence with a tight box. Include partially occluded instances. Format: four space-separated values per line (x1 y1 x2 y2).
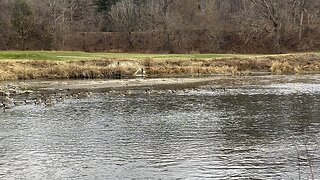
0 51 247 61
0 51 319 81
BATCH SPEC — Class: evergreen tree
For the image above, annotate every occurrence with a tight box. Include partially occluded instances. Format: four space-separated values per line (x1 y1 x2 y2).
94 0 120 12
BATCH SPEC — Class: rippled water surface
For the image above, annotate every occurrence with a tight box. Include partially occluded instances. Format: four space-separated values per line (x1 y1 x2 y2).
1 76 320 179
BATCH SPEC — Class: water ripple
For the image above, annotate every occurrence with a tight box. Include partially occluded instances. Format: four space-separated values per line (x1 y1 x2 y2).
1 80 320 179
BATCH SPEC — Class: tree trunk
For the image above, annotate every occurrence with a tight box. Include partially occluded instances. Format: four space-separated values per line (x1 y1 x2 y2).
298 10 304 44
127 31 133 50
0 34 8 50
274 23 281 53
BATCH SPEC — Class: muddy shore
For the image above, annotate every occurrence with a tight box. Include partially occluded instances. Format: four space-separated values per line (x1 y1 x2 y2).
0 77 216 95
1 74 320 110
1 74 320 96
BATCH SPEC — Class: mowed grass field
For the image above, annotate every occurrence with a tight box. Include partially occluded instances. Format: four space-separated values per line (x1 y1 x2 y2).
0 51 254 61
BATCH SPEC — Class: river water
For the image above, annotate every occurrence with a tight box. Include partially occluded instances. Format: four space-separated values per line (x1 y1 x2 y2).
0 75 320 179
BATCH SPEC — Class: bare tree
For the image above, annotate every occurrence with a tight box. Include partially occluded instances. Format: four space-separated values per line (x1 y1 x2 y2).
11 0 36 50
155 0 175 51
1 0 320 52
294 0 320 44
250 0 289 52
0 0 13 49
109 0 145 50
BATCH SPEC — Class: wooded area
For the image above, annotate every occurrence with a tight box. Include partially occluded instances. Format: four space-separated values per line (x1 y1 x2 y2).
1 0 320 53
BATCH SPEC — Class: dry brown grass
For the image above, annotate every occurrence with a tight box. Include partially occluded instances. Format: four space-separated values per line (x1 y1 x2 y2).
269 54 320 74
0 53 320 81
141 54 320 76
142 58 269 76
270 62 296 74
0 59 141 81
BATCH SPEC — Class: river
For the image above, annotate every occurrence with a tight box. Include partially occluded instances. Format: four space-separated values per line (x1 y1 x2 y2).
0 75 319 179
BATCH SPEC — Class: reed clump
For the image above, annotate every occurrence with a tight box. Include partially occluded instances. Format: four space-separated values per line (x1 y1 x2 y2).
271 61 296 74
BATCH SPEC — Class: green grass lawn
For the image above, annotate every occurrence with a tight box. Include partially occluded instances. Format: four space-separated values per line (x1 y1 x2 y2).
0 50 316 61
0 51 253 61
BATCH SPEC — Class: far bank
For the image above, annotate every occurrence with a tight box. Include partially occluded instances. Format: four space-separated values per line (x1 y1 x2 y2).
0 52 320 81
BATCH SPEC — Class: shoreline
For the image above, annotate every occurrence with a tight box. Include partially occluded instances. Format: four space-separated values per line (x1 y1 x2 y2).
0 77 218 95
1 74 320 109
1 74 320 96
1 52 320 97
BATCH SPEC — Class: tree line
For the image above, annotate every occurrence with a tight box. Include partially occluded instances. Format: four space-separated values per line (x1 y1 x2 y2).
1 0 320 53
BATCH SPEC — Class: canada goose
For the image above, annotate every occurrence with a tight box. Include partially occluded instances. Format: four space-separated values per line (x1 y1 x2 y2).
145 90 151 95
3 103 13 110
72 93 80 99
125 90 132 95
64 94 70 99
81 92 91 98
56 95 65 102
192 87 200 91
3 97 15 110
44 96 54 107
46 95 54 102
44 101 54 107
34 96 42 105
12 101 24 106
5 97 14 104
24 99 33 105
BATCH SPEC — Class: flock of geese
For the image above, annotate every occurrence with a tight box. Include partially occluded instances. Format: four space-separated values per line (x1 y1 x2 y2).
1 87 227 111
0 91 94 110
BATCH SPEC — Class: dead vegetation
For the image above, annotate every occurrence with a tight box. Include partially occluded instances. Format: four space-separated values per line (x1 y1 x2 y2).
0 59 141 81
0 54 319 81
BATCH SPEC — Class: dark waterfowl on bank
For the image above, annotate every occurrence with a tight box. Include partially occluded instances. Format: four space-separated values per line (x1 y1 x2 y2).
56 95 65 102
34 96 42 105
24 99 34 105
45 101 54 107
2 97 15 110
78 91 92 99
44 96 54 107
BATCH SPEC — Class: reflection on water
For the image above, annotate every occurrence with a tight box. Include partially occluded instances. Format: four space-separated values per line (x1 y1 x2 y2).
1 76 320 179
